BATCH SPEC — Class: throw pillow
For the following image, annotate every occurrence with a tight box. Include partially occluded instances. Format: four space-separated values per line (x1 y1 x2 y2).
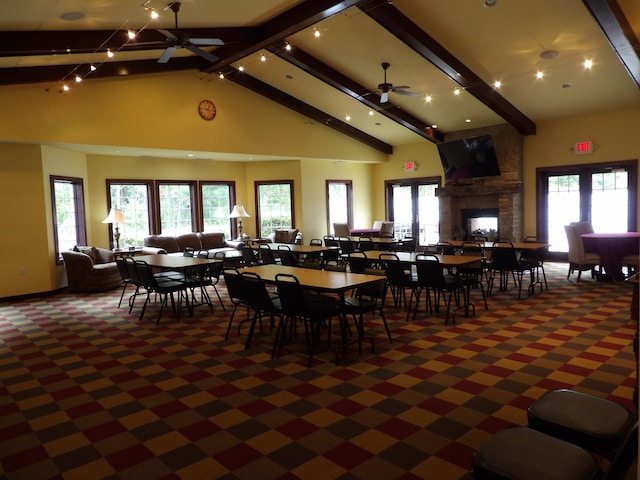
74 245 97 264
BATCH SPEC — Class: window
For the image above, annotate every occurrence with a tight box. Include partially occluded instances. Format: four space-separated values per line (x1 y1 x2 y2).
201 181 234 238
51 176 86 262
255 181 294 238
157 181 197 234
537 160 637 256
326 180 353 234
107 181 153 247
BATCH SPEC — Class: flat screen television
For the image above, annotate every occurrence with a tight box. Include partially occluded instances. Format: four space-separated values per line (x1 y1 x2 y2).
436 134 501 181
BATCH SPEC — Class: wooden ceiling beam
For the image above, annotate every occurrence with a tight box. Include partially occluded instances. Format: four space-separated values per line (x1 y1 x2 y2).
269 44 443 143
359 0 537 136
583 0 640 88
203 0 365 73
0 28 255 56
226 69 393 155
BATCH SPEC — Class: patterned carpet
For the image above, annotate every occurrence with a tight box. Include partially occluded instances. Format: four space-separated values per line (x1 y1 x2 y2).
0 263 637 480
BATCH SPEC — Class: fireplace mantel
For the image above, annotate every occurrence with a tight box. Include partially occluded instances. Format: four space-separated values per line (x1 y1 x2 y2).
436 180 522 197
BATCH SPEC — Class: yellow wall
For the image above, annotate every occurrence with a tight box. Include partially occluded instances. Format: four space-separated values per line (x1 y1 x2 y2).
0 68 638 299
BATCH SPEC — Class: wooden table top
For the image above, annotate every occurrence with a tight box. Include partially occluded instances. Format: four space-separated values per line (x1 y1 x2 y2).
446 240 550 250
241 265 383 293
135 255 220 269
261 243 339 253
343 250 484 266
346 236 399 243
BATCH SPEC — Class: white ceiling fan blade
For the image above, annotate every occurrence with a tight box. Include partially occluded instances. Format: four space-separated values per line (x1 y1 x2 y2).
158 46 177 63
186 44 219 63
394 89 418 97
190 38 225 46
380 91 389 103
157 29 178 40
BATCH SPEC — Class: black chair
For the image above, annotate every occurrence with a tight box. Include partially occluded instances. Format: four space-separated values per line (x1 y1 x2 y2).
414 254 466 325
310 238 323 247
277 244 299 266
338 236 355 254
342 278 391 355
204 257 226 311
487 240 536 299
379 253 419 315
345 251 385 276
435 241 455 255
323 236 341 268
241 245 262 267
521 235 548 290
358 236 374 252
273 273 342 367
134 260 188 324
115 257 133 309
224 269 276 349
123 256 146 314
258 244 279 265
458 241 488 311
527 389 637 462
182 259 213 314
471 423 638 480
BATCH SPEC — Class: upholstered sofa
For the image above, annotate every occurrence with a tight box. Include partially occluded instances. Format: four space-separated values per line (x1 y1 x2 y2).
61 246 122 292
143 232 243 256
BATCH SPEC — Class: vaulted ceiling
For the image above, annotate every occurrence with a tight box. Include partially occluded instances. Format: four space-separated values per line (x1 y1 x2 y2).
2 0 639 156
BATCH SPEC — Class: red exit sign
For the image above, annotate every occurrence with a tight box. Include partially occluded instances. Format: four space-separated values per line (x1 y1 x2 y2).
404 161 418 171
574 141 593 154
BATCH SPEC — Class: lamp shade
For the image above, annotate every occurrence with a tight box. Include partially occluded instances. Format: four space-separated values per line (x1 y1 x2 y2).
102 207 125 224
229 204 250 218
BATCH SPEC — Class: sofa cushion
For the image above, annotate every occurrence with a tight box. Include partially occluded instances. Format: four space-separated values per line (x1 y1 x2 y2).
176 233 202 252
198 232 226 250
74 245 97 264
144 235 180 253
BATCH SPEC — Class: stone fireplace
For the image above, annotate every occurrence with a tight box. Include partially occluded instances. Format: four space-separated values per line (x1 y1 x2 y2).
436 124 524 241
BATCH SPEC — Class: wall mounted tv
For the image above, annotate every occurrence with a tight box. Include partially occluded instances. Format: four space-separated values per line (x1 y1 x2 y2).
436 134 501 181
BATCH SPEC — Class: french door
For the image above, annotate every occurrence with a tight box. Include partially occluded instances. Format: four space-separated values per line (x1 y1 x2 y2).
537 160 637 256
385 177 441 247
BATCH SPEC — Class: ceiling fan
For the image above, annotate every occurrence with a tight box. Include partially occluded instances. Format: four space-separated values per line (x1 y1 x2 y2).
376 62 418 103
136 2 225 64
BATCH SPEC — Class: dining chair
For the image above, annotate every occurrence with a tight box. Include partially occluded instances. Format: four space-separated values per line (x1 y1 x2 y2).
236 271 281 349
310 238 323 246
379 253 418 313
115 257 133 309
357 236 374 252
134 260 188 324
241 245 262 267
333 222 351 237
277 244 299 266
487 240 536 299
223 269 261 348
342 278 391 355
414 254 466 325
338 236 355 254
323 236 341 268
521 235 548 290
259 244 279 265
458 241 488 311
564 224 601 282
273 273 342 366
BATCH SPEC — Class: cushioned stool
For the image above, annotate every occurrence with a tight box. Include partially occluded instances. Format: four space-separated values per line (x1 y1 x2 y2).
527 389 636 460
471 427 601 480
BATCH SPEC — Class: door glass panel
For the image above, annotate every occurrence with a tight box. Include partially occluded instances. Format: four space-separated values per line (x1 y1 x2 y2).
591 170 628 233
418 184 439 246
392 185 412 238
547 174 580 252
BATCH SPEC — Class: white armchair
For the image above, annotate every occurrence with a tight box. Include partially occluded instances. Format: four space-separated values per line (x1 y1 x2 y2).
564 224 600 282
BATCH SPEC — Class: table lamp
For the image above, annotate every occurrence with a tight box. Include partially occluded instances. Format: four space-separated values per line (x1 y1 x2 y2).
102 207 125 249
229 204 250 240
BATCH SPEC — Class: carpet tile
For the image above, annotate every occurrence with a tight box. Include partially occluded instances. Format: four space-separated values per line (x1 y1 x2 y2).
0 263 637 479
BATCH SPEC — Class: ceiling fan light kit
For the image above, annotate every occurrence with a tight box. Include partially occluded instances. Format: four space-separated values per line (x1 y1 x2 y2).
377 62 417 104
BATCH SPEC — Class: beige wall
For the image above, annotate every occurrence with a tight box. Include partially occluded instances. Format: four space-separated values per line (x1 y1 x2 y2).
0 68 638 298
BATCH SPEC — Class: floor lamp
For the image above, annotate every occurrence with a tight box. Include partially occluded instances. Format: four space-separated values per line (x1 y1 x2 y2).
102 207 125 249
229 205 250 241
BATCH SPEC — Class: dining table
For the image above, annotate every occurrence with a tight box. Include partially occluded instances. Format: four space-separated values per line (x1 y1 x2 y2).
261 243 339 255
446 240 551 251
581 232 640 280
135 254 221 272
241 264 385 361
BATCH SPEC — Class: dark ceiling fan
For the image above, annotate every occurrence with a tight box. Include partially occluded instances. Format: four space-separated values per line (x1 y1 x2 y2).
131 2 224 63
376 62 417 103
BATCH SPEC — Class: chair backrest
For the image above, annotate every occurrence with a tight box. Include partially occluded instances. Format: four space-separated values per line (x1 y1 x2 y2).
259 244 277 264
277 244 298 266
240 271 274 311
275 273 308 316
116 257 129 280
207 260 224 281
223 268 245 304
415 254 448 288
380 221 395 237
241 246 260 266
323 235 338 247
346 251 368 274
358 237 374 252
435 241 455 255
570 221 594 236
490 241 520 269
338 237 355 253
310 238 323 246
124 257 141 286
333 223 351 237
379 253 411 285
183 247 195 257
564 224 587 264
356 278 387 308
133 260 160 289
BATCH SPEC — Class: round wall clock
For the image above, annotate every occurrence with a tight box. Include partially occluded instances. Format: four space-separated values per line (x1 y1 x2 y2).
198 99 216 121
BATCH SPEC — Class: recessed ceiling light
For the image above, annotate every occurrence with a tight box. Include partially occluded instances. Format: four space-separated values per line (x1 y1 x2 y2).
562 83 573 89
60 11 85 21
540 50 559 60
484 0 497 7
